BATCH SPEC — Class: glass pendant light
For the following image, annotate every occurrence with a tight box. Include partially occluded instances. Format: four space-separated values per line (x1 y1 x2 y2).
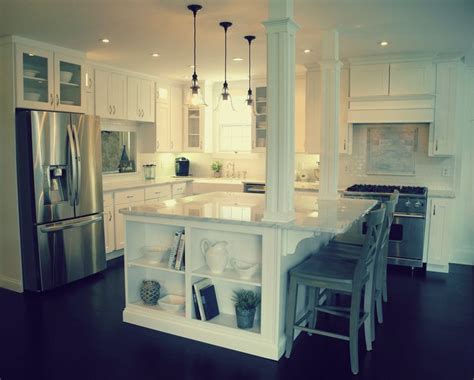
244 35 256 113
215 21 235 111
186 4 207 108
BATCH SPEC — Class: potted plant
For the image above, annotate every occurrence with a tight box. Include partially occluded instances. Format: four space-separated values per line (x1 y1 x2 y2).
211 161 222 178
232 289 260 329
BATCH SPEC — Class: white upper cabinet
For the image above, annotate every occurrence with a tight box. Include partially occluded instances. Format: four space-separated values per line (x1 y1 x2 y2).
156 97 170 152
350 64 389 97
15 44 85 112
339 67 351 154
95 69 127 119
429 61 459 156
183 105 204 152
389 62 435 96
128 77 155 122
169 86 183 152
252 84 268 152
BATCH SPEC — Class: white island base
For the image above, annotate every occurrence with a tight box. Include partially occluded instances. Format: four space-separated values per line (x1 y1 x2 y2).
121 192 376 360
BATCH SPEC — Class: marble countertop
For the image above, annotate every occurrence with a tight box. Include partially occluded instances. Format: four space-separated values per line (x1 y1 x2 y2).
103 177 193 192
120 192 376 234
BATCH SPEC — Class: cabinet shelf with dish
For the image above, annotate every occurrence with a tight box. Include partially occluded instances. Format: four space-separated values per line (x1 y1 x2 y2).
128 257 185 274
192 267 262 287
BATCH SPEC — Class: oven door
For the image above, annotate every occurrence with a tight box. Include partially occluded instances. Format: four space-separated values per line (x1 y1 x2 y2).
387 213 426 267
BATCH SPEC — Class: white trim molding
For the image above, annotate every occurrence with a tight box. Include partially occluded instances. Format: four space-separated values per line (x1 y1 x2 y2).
0 275 23 293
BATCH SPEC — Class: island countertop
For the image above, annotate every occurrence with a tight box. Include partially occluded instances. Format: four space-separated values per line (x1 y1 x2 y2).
120 192 376 234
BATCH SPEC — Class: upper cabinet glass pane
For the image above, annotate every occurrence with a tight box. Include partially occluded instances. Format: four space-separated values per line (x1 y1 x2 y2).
23 53 49 104
59 60 82 107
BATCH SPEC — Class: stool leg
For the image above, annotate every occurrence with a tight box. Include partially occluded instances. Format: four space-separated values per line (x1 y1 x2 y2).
363 273 374 351
376 289 384 324
307 287 319 330
285 276 298 359
382 246 389 303
349 288 361 375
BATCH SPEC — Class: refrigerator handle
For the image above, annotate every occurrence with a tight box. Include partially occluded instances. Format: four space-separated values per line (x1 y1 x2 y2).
39 214 103 233
71 124 82 206
66 124 77 207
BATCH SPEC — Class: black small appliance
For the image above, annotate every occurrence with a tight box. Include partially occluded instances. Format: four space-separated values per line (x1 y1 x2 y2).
175 157 190 176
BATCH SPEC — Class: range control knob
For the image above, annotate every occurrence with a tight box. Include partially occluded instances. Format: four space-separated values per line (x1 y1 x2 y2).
404 200 412 207
414 201 422 208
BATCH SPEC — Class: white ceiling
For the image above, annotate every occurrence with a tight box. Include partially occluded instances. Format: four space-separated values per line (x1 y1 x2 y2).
1 0 473 82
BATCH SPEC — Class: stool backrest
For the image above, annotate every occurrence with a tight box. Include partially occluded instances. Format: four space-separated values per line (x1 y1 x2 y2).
380 190 399 249
355 206 386 280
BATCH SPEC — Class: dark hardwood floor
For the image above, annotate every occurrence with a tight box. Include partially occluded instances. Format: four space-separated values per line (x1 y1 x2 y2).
1 258 472 380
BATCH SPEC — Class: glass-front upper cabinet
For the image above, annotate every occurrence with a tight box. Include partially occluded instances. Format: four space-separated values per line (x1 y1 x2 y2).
184 107 204 151
16 45 54 110
16 45 85 112
252 85 267 152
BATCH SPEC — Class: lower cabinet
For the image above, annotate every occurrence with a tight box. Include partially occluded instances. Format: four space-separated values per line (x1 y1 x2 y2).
426 198 452 272
115 200 145 250
104 205 115 254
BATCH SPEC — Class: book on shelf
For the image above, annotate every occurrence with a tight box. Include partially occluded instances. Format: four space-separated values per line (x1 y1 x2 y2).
200 284 219 321
193 278 211 320
192 278 219 321
168 230 183 269
174 232 185 271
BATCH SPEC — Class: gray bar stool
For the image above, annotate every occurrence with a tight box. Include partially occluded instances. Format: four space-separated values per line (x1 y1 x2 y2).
285 206 386 375
327 191 399 325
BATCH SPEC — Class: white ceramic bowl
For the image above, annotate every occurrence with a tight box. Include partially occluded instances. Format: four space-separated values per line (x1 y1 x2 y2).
25 92 41 101
159 295 185 313
24 69 40 77
60 71 74 83
231 258 259 279
140 245 169 264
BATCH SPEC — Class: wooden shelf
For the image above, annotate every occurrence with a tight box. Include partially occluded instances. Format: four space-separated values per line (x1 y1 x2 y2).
128 257 185 274
129 300 185 318
200 313 261 335
192 265 262 287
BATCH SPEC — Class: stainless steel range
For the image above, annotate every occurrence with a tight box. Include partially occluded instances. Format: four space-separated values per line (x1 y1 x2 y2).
343 184 428 268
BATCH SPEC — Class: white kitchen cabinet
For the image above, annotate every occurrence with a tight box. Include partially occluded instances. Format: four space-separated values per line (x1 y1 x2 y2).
427 198 452 272
251 85 267 152
104 205 115 254
83 63 95 115
156 100 171 152
429 61 459 156
305 66 351 154
339 67 351 154
145 184 172 202
15 44 85 112
95 69 127 119
114 200 145 250
389 62 435 96
350 64 389 97
169 86 183 152
295 75 306 153
128 76 154 122
183 106 204 152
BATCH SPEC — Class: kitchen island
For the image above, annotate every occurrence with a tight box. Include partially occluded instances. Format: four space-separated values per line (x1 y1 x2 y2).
120 192 376 360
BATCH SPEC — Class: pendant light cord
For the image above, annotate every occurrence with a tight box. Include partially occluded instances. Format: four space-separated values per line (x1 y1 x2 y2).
193 10 197 76
248 39 251 90
224 27 227 84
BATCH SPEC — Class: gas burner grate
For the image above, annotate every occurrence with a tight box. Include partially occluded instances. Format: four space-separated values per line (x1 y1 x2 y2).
346 184 427 195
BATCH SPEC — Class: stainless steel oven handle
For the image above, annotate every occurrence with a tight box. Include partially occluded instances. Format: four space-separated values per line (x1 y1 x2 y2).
393 212 425 219
40 214 103 233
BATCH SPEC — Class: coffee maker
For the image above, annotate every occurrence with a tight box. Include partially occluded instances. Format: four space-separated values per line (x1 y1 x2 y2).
175 157 190 176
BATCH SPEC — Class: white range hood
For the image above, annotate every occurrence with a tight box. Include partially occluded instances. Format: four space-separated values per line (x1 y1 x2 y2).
347 96 435 124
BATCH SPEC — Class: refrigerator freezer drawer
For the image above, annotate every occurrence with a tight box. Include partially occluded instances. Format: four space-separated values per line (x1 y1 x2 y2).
35 214 106 291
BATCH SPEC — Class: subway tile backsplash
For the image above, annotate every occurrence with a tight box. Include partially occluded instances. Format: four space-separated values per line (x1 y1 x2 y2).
339 124 455 190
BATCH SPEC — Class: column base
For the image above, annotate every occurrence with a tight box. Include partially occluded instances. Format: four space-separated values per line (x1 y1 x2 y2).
262 210 296 223
317 193 340 201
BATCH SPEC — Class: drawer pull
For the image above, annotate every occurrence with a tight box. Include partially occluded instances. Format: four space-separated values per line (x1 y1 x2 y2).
126 195 134 199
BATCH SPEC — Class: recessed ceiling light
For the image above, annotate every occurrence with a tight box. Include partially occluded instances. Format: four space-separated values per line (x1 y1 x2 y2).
28 53 35 57
304 49 311 54
100 38 110 44
232 57 243 61
379 41 389 47
151 53 160 57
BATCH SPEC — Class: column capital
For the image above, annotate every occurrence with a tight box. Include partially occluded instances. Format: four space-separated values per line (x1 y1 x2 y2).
318 59 344 70
262 18 300 34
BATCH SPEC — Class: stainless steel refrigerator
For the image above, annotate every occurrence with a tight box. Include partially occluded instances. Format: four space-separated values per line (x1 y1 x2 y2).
16 110 106 292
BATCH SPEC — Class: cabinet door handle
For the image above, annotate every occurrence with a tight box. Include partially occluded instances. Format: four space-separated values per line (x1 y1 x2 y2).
88 77 93 88
344 139 347 150
126 195 134 199
50 93 54 106
435 140 438 151
113 105 116 114
108 211 112 221
433 205 436 216
156 140 160 149
109 105 112 114
56 94 59 106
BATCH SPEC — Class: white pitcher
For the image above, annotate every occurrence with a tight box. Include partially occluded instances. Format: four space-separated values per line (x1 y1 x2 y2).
200 239 229 273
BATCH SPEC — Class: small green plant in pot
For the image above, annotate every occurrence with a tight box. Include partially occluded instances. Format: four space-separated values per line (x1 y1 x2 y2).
232 289 261 329
211 161 222 178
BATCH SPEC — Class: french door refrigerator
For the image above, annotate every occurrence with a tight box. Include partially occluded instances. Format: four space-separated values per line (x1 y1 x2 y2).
16 110 106 291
